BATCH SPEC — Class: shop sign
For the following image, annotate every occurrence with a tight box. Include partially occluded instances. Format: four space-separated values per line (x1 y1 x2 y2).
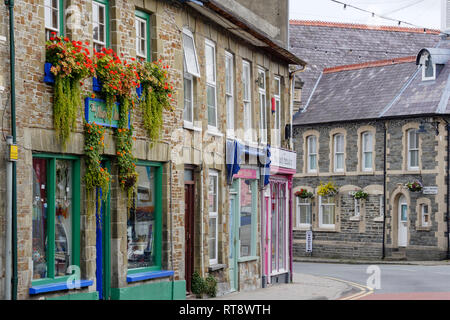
306 230 312 253
84 97 127 128
271 147 296 170
422 186 438 195
233 168 257 180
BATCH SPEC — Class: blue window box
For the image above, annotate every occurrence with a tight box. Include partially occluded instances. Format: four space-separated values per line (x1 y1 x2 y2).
44 62 55 84
29 279 93 295
126 270 174 283
93 77 103 92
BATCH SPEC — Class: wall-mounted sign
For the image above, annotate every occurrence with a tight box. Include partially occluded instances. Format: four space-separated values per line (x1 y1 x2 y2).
84 97 129 128
306 230 313 253
271 147 296 170
422 186 438 195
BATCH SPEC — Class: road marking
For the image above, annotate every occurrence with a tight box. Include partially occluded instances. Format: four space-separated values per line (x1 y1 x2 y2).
321 276 374 300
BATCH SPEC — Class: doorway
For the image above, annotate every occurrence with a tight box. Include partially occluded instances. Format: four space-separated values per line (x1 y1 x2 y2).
398 195 408 247
96 160 111 300
269 180 288 278
184 169 195 293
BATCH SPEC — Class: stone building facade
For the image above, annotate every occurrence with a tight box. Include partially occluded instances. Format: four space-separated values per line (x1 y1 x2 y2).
292 48 450 261
0 0 303 299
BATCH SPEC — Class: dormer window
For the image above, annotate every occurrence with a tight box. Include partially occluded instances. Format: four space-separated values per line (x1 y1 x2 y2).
420 52 436 81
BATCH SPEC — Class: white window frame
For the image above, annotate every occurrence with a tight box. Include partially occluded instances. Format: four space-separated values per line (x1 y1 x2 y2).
182 28 200 78
93 1 106 52
334 134 344 173
45 0 60 40
296 197 311 228
407 129 419 171
183 70 194 127
421 204 430 227
362 131 373 172
274 76 281 147
319 196 335 229
205 39 218 131
243 60 253 143
420 53 436 81
135 16 147 60
258 67 267 144
225 51 235 136
208 170 219 265
307 135 317 173
354 198 360 217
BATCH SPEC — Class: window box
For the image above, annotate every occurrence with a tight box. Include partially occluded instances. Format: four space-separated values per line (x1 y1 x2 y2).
93 77 103 92
29 279 93 295
126 270 174 283
44 62 55 84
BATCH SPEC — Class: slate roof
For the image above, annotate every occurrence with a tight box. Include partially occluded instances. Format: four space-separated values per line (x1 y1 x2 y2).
293 41 450 126
289 20 442 111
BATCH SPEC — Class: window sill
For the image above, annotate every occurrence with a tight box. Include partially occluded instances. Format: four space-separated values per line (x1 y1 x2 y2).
315 227 338 232
126 270 174 283
207 129 224 137
238 256 259 263
294 225 312 231
373 216 384 222
349 216 361 221
29 279 93 295
183 122 202 132
416 226 432 231
208 264 227 272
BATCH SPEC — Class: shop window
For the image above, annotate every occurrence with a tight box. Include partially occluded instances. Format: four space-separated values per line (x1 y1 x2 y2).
135 10 151 61
127 163 162 271
319 196 335 228
208 170 219 265
45 0 64 40
239 179 257 258
296 197 311 228
93 0 109 53
32 155 80 283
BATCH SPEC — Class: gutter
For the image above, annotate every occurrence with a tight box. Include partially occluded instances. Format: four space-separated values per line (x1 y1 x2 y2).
5 0 17 300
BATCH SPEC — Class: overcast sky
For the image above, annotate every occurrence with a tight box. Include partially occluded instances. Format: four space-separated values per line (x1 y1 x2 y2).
290 0 442 30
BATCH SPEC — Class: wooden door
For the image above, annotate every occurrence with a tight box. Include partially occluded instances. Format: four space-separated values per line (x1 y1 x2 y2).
184 182 195 293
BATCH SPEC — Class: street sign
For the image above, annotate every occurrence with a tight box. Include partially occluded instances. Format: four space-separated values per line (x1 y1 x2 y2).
306 230 313 253
422 186 438 195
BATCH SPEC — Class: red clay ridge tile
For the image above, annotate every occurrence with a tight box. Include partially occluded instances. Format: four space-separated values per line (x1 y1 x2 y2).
289 20 441 35
323 56 416 74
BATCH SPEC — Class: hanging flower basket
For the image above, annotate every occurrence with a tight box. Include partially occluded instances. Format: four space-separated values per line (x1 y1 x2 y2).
295 189 314 199
317 181 338 197
353 190 368 200
405 180 423 192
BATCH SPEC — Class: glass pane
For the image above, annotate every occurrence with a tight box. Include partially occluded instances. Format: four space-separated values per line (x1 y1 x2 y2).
409 130 418 149
229 198 234 259
260 94 266 130
335 135 343 153
336 154 344 170
55 160 73 276
205 44 215 83
258 71 265 89
32 159 48 280
363 133 372 152
208 217 217 260
183 33 199 76
208 175 217 212
243 63 250 100
93 4 99 24
52 7 58 29
128 166 156 269
99 24 105 43
140 39 146 56
98 5 105 24
45 7 52 28
410 150 419 167
322 205 335 225
278 185 286 269
93 25 99 41
207 85 216 127
425 63 434 78
183 77 192 122
226 96 234 130
240 179 254 257
364 152 372 170
275 101 280 129
401 204 408 221
140 21 146 38
275 78 280 96
308 136 316 153
271 184 277 270
309 155 317 170
184 169 193 182
225 56 233 94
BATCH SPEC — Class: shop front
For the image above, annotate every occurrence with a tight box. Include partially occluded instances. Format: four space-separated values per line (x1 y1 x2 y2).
262 147 296 286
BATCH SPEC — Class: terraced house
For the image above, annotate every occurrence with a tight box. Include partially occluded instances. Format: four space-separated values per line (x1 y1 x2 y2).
292 41 450 261
0 0 304 300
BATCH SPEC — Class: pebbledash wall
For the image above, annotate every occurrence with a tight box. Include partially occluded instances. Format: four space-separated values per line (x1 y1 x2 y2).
0 0 298 300
292 118 449 261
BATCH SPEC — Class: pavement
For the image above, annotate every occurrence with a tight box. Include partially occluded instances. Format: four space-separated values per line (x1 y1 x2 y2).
211 273 358 300
293 257 450 266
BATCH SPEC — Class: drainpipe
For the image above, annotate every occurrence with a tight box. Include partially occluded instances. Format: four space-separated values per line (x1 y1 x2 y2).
5 136 13 300
382 121 387 259
5 0 17 300
446 120 450 260
169 160 174 299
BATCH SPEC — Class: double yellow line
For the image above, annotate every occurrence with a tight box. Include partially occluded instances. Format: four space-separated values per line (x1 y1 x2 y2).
321 276 374 300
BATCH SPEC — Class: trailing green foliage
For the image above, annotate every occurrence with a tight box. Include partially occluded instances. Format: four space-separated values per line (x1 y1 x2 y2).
191 272 218 298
